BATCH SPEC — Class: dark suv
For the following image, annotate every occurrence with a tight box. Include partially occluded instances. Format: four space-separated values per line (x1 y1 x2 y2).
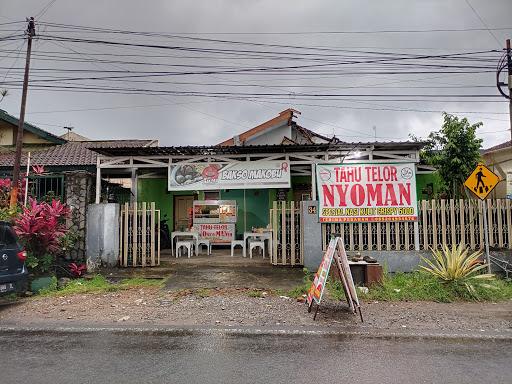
0 221 28 295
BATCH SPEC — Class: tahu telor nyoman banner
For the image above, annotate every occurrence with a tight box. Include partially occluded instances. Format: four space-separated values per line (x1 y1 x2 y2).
316 163 418 222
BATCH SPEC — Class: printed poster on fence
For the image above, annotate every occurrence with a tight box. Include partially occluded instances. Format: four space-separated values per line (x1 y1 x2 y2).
168 160 290 191
316 162 418 222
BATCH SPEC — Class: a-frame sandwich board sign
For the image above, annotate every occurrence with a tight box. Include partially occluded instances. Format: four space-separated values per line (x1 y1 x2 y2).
306 237 363 322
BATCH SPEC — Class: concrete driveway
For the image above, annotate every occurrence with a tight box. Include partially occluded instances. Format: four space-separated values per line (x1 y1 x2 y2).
103 249 305 291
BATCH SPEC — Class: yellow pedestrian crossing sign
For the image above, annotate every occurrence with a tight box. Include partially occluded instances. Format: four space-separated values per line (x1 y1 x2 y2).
464 163 501 200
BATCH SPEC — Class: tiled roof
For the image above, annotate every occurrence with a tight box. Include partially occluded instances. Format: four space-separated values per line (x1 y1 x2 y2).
483 140 511 154
0 140 156 167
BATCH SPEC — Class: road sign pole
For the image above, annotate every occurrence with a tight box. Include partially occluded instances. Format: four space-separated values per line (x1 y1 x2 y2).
482 202 492 274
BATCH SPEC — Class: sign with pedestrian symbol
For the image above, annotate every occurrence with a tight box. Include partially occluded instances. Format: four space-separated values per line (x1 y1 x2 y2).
464 163 501 200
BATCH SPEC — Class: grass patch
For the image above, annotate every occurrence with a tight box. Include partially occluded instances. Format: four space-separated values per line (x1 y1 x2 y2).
194 288 211 298
38 275 165 297
119 277 165 288
247 290 263 298
340 272 512 303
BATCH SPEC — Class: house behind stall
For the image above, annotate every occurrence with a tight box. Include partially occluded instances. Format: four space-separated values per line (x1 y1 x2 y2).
0 109 158 260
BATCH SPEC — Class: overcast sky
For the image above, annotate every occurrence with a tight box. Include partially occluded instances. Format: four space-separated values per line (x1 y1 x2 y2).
1 0 511 148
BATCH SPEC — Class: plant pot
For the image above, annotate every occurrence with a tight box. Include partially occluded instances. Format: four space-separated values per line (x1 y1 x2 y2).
30 276 55 294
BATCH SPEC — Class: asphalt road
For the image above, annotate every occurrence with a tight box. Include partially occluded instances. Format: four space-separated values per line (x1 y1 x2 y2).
2 330 511 384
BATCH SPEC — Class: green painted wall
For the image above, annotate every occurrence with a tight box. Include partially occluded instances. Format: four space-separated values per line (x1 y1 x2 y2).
137 178 195 231
416 173 441 200
220 189 269 238
137 178 171 227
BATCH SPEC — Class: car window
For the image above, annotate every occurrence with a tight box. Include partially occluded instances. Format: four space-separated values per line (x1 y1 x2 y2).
0 225 18 246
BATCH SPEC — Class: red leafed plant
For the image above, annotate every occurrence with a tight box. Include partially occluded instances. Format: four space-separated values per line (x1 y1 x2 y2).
13 198 71 260
32 165 45 175
68 262 87 277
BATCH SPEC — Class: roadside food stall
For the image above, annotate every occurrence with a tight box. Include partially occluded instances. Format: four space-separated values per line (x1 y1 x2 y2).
192 200 237 244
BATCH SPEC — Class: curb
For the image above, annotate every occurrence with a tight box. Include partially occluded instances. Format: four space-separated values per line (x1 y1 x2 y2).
1 324 511 341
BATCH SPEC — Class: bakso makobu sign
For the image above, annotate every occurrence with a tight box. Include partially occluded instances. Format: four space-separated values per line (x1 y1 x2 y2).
316 163 418 222
168 160 291 191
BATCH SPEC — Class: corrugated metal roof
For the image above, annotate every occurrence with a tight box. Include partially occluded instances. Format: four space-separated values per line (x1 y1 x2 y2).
92 141 425 157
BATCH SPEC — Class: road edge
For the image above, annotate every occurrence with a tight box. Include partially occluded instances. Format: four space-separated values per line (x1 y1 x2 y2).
1 324 511 341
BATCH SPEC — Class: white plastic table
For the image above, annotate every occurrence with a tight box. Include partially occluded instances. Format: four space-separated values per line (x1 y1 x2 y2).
243 231 273 259
171 231 199 256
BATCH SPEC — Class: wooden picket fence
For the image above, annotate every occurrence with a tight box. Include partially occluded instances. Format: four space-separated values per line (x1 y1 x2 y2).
119 202 161 267
322 199 512 251
269 201 303 266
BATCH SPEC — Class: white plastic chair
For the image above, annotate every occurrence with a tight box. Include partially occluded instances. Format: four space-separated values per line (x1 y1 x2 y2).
176 240 193 258
248 239 265 259
231 240 245 257
197 239 212 255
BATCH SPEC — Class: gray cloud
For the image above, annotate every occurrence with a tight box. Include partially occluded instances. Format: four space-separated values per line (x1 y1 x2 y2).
1 0 511 148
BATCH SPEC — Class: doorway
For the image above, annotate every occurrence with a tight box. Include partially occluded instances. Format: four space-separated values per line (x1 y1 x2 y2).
174 195 195 231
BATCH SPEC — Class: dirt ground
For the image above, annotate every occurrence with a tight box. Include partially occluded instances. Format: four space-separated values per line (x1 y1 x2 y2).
1 287 511 334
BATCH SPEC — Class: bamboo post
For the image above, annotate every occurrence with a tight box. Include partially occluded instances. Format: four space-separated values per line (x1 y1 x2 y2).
150 202 156 266
290 201 295 266
478 200 484 249
459 199 465 248
469 200 476 250
450 199 456 247
272 201 278 265
440 199 447 247
422 200 428 249
141 202 147 267
132 202 138 267
157 209 160 266
497 199 504 248
431 200 437 249
281 201 286 265
119 208 123 265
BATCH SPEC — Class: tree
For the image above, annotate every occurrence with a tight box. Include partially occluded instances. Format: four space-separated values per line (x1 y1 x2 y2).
419 113 483 198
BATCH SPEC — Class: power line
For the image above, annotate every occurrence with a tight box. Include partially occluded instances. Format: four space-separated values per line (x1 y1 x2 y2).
464 0 502 48
37 21 512 35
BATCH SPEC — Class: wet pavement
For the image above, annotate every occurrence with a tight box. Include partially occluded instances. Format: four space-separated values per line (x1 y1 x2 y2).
2 330 511 383
103 250 305 291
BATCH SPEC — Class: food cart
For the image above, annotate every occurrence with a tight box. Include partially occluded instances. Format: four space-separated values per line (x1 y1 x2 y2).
192 200 237 244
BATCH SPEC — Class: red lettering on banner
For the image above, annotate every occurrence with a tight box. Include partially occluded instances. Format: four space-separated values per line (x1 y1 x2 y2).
365 166 398 182
366 184 383 206
384 184 398 205
322 185 335 206
350 184 365 206
335 184 349 206
398 183 411 205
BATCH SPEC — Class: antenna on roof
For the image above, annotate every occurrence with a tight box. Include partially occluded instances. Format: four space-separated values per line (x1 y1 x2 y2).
64 126 74 140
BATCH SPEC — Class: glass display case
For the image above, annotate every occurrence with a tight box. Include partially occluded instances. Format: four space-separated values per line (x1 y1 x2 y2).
193 200 237 224
193 200 237 243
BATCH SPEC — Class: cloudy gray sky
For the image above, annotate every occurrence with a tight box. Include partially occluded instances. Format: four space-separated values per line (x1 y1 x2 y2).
0 0 511 148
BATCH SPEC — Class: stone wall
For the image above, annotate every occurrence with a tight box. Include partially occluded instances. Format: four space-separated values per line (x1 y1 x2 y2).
64 171 95 261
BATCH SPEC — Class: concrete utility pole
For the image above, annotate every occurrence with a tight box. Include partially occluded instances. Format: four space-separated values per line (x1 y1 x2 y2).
506 39 512 143
10 17 36 208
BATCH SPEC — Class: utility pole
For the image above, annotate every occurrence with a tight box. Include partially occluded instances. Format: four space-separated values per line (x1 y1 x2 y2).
10 17 36 208
506 39 512 143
